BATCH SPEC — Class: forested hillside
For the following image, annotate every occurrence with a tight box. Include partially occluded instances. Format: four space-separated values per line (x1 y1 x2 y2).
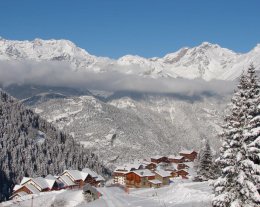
0 90 110 201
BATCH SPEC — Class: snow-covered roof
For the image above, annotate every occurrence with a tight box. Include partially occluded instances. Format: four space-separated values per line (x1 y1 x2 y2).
177 169 189 174
168 155 184 160
20 177 32 185
151 155 165 160
58 175 76 186
179 150 196 154
25 184 41 194
141 160 154 165
45 174 56 180
148 179 162 184
82 168 99 178
64 170 89 181
155 170 171 177
32 177 50 190
133 169 155 177
115 163 142 172
45 179 56 189
171 163 178 169
96 175 105 182
13 185 22 191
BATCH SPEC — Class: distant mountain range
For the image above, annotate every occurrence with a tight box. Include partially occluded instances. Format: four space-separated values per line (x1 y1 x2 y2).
0 37 259 81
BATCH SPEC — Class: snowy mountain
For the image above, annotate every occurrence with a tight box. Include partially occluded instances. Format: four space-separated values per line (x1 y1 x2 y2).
0 37 259 80
0 37 110 72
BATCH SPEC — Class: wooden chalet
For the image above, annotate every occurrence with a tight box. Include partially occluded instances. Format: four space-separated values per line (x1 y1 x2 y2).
82 168 105 187
113 163 143 186
126 169 155 188
20 177 54 192
11 176 58 199
179 150 198 161
10 184 40 199
60 170 95 188
169 170 178 178
177 163 190 170
154 170 171 185
168 155 185 163
142 160 157 170
11 169 104 200
151 155 168 164
176 169 189 179
58 174 78 189
148 179 162 188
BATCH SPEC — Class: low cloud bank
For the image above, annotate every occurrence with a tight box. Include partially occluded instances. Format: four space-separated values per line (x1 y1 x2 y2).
0 61 236 96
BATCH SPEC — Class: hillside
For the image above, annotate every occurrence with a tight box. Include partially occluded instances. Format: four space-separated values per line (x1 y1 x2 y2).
29 93 227 167
0 90 110 201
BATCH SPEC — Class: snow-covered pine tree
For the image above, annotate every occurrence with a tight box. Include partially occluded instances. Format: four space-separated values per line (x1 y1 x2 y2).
239 65 260 205
244 64 260 165
195 139 214 181
212 65 260 207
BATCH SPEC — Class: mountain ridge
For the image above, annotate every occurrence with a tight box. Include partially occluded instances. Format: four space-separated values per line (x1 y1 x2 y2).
0 37 259 81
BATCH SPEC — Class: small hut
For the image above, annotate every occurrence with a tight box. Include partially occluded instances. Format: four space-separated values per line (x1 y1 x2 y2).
82 184 100 200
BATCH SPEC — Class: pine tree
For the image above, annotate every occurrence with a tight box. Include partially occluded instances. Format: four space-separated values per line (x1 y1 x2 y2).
195 140 214 181
212 65 260 207
239 65 260 205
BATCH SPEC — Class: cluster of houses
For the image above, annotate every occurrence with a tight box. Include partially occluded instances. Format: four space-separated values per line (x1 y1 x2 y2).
11 168 105 200
113 150 197 188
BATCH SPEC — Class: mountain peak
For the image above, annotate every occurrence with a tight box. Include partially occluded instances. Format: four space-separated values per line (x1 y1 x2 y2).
199 42 220 49
252 43 260 52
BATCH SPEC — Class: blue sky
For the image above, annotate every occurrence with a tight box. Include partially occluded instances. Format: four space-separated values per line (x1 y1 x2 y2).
0 0 259 58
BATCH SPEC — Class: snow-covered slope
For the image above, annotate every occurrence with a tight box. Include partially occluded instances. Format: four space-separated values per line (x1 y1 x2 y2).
0 37 259 80
2 181 213 207
0 37 110 72
31 94 227 166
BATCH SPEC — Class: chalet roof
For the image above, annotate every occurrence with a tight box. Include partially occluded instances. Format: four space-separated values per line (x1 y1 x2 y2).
151 155 165 160
148 179 162 184
13 185 22 191
59 175 76 186
96 175 105 182
45 179 56 189
45 174 56 180
168 155 184 160
115 163 142 172
82 168 99 178
32 177 50 190
20 177 32 185
63 170 89 181
25 184 41 194
133 169 155 177
113 170 129 175
141 160 151 165
155 170 171 177
179 150 196 154
176 169 189 174
178 163 189 167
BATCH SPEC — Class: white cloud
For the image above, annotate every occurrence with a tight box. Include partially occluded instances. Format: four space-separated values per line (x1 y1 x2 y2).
0 60 236 96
